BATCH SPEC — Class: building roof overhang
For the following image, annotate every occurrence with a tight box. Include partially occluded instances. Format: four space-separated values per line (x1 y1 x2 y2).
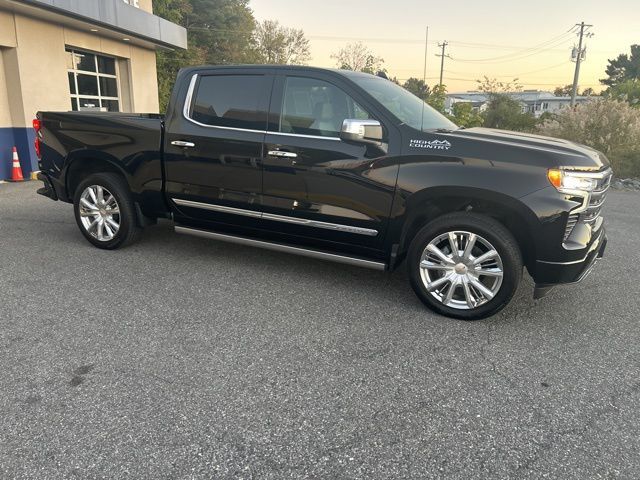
0 0 187 50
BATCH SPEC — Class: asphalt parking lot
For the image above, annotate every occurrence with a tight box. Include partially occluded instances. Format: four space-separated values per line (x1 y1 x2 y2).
1 181 639 479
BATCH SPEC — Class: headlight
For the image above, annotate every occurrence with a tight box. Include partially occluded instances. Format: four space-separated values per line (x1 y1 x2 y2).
547 169 598 193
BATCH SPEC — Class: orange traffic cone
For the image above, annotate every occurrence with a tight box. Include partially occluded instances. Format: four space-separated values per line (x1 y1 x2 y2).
9 146 24 182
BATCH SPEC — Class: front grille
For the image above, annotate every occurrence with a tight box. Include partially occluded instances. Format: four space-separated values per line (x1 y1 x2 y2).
563 169 612 244
564 213 580 240
582 170 612 226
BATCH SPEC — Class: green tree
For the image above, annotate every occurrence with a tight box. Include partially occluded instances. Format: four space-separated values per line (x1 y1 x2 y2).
331 42 385 74
476 76 521 94
186 0 256 65
600 44 640 87
475 76 535 131
554 85 595 97
554 85 573 96
253 20 310 64
153 0 191 23
155 0 257 111
451 102 483 128
605 79 640 107
402 77 430 100
426 84 447 114
155 0 206 112
482 94 537 132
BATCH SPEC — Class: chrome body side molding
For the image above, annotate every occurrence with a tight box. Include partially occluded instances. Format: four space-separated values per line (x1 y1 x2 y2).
171 198 378 236
175 226 387 271
172 198 262 218
261 212 378 236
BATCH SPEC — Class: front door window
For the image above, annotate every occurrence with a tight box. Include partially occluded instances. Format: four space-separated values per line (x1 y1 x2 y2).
279 76 372 138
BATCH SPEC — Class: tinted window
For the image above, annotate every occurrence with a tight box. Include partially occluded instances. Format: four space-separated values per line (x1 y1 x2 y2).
97 55 116 75
191 75 268 130
280 77 372 138
99 77 118 97
349 75 458 131
75 51 97 73
77 74 99 96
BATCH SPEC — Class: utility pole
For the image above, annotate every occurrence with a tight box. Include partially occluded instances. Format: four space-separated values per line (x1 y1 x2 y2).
570 22 593 107
422 27 429 84
436 41 449 86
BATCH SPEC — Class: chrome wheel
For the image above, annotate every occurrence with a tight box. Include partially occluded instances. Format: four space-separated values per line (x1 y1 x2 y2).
419 231 504 310
78 185 120 241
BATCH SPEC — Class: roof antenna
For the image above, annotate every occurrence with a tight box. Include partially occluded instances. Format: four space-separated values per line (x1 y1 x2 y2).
421 26 429 132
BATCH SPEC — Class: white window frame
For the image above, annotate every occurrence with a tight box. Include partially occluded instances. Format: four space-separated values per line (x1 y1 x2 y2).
66 47 121 112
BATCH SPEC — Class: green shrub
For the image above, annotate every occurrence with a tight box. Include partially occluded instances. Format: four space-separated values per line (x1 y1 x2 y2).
537 99 640 178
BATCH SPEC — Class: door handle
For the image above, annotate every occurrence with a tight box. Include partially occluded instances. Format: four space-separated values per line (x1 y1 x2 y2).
267 150 297 158
171 140 196 148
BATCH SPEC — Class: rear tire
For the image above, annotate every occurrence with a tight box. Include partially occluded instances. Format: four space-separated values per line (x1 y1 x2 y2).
73 173 141 250
407 213 522 320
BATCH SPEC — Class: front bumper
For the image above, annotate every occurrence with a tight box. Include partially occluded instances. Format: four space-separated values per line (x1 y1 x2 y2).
532 227 607 298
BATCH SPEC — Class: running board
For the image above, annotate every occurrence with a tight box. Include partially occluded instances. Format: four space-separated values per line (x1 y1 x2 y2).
174 226 387 271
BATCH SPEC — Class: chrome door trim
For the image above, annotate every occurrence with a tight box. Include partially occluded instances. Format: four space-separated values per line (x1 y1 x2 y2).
175 226 387 271
262 212 378 236
183 73 197 119
182 73 267 135
181 74 341 141
171 198 378 236
172 198 262 218
268 131 341 141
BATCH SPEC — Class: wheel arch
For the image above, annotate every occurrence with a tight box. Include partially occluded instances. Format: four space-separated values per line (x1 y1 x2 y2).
64 151 130 200
396 186 539 270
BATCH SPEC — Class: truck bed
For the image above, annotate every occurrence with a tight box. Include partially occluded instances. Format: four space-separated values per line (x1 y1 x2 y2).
37 111 166 219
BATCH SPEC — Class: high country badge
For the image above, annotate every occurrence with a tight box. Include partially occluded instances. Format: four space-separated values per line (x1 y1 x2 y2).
410 139 452 150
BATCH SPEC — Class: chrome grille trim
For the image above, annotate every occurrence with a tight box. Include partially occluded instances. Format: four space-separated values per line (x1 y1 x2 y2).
563 168 612 245
564 213 580 240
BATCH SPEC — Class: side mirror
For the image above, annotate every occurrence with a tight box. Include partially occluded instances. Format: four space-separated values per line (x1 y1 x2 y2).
340 119 383 145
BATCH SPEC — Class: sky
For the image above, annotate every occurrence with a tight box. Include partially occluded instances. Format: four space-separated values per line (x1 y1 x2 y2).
249 0 639 93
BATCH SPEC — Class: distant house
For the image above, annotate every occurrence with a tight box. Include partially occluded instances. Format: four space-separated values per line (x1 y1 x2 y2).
445 90 597 118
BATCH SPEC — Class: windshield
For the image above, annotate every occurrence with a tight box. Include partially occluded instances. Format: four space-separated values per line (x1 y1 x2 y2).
350 76 458 132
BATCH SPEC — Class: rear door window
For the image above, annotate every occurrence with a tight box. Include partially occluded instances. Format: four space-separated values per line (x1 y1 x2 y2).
190 75 270 131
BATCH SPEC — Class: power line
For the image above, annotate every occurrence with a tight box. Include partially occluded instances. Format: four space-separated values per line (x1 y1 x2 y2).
442 61 570 79
186 25 596 54
449 33 575 64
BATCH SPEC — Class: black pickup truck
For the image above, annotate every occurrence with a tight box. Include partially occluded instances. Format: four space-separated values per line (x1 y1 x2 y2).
35 65 610 320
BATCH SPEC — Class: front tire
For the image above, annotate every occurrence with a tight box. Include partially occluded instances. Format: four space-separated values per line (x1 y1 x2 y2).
73 173 141 249
408 213 522 320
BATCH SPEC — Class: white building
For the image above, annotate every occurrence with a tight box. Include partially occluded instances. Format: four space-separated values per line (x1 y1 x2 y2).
445 91 597 118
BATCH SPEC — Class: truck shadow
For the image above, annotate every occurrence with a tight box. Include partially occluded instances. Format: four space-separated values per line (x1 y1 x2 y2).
138 221 545 324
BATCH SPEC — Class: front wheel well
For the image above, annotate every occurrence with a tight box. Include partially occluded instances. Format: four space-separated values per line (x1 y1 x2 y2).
400 196 536 270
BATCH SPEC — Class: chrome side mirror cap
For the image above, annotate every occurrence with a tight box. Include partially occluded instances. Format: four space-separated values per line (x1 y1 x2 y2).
340 119 383 145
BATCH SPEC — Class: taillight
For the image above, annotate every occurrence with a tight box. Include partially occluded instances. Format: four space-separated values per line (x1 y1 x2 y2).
33 118 41 158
